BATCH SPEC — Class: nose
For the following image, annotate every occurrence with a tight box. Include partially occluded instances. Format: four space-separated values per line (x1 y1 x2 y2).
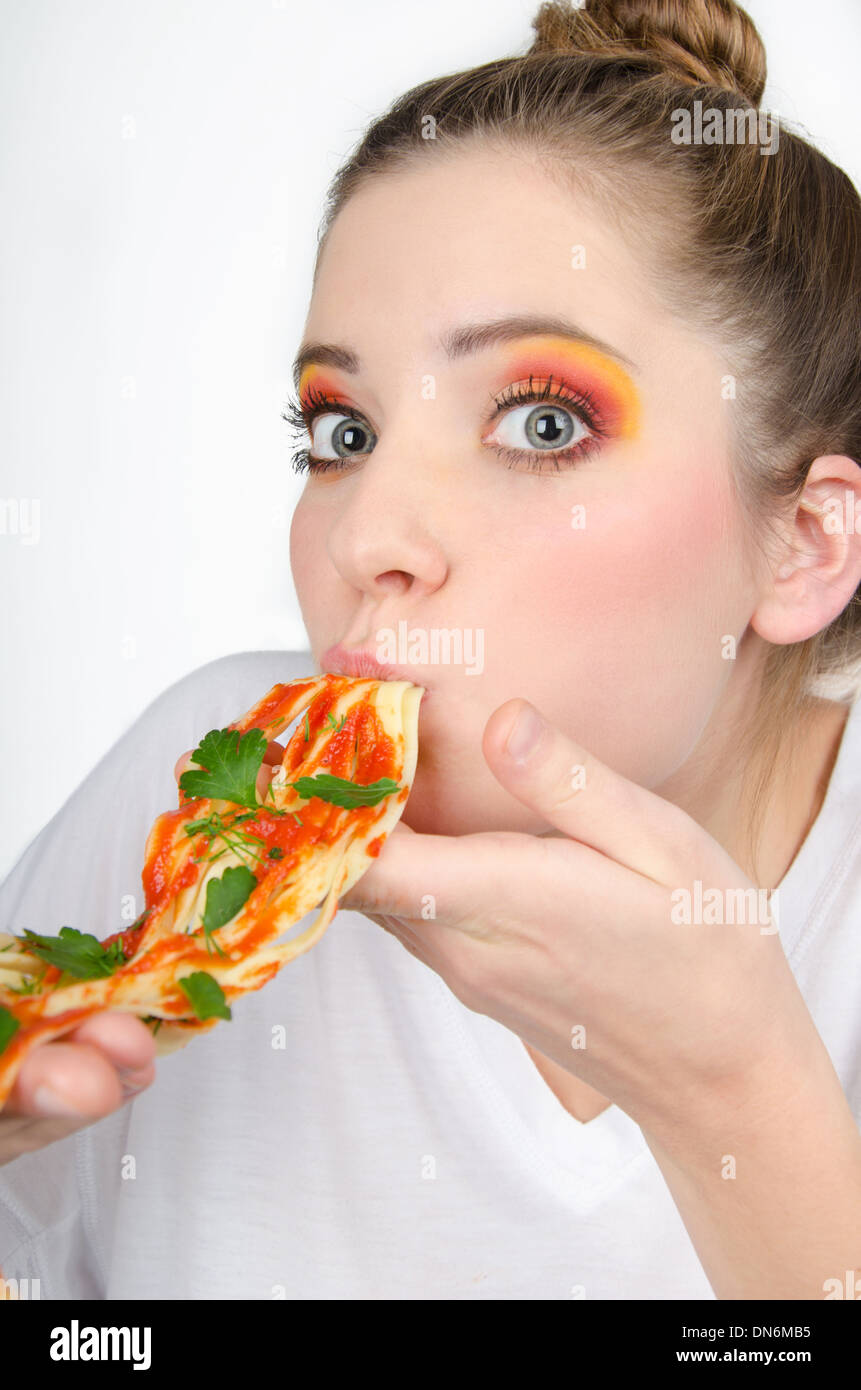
323 446 448 603
375 569 413 597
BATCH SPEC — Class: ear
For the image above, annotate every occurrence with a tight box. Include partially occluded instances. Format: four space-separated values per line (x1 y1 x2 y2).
750 455 861 645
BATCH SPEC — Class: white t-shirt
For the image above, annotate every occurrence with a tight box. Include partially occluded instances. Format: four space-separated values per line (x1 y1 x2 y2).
1 649 859 1300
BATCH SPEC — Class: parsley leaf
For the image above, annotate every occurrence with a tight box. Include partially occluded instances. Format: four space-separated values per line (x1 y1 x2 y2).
178 727 267 808
184 809 268 870
178 971 231 1021
200 865 256 956
20 927 127 980
5 976 39 996
287 773 401 808
184 809 258 839
0 1006 20 1055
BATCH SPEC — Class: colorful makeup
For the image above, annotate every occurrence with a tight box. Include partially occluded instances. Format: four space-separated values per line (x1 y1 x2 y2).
296 366 354 415
289 332 642 474
298 335 640 435
489 336 641 441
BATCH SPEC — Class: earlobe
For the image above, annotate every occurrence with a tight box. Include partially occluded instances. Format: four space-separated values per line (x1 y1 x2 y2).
749 455 861 646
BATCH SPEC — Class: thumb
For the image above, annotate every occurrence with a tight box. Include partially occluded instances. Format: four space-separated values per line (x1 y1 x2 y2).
481 698 699 884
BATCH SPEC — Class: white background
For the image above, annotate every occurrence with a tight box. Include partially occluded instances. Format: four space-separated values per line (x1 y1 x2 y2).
1 0 860 883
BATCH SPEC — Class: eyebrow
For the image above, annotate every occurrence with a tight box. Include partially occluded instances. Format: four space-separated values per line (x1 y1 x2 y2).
292 313 639 393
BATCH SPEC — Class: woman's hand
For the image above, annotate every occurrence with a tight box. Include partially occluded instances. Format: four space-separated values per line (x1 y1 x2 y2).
0 1013 157 1166
0 737 287 1170
340 697 816 1134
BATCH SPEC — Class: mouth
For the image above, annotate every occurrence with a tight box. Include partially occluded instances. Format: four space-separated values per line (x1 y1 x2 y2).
319 643 430 698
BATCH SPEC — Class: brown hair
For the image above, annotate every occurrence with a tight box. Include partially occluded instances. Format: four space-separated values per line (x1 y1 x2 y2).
311 0 861 874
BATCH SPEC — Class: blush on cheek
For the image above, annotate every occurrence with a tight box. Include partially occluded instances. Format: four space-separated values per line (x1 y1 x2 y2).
575 458 737 612
513 463 742 783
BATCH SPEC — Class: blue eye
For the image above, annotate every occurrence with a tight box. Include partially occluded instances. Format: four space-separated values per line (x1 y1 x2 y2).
282 373 606 476
282 386 374 474
480 375 606 471
485 402 588 452
307 412 375 462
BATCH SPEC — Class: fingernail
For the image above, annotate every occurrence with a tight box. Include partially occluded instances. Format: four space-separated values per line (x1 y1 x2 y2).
32 1085 82 1117
504 704 544 763
118 1066 151 1094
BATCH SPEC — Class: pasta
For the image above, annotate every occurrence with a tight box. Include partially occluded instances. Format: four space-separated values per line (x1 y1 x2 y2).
0 673 423 1112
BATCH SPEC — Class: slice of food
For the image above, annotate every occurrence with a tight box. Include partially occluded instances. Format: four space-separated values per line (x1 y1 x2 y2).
0 673 423 1110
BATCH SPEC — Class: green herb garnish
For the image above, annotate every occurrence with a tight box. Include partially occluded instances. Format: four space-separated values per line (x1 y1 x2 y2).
184 810 259 837
0 1006 20 1055
19 927 127 981
5 976 40 996
178 971 231 1021
287 773 401 809
200 865 256 957
178 727 268 808
184 809 268 869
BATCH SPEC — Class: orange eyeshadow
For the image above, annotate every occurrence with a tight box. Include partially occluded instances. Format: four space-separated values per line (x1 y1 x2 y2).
298 335 641 441
491 337 641 440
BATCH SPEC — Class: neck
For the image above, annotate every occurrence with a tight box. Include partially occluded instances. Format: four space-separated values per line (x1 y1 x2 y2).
657 674 849 892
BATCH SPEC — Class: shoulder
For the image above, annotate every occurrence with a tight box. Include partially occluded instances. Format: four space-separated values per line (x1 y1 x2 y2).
131 649 314 738
63 646 312 805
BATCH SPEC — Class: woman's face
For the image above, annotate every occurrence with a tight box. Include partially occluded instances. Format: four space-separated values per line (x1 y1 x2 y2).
289 148 760 835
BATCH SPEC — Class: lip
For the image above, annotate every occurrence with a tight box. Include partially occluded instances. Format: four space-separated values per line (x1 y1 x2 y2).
319 643 430 697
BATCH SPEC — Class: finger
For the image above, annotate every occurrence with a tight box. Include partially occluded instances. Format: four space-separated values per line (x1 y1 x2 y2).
174 750 192 783
65 1011 157 1074
363 910 434 968
482 699 705 884
339 826 510 927
9 1040 130 1118
257 741 287 801
5 1014 157 1119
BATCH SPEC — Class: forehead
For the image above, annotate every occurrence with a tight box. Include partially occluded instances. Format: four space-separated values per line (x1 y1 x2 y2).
305 147 659 364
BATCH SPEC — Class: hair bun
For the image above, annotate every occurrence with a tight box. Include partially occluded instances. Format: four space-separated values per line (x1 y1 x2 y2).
528 0 767 108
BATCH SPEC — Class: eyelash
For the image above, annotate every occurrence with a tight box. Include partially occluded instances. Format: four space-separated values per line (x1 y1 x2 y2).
281 375 609 476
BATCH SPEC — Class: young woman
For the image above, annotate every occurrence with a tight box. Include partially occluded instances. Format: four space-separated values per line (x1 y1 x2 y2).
1 0 859 1300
